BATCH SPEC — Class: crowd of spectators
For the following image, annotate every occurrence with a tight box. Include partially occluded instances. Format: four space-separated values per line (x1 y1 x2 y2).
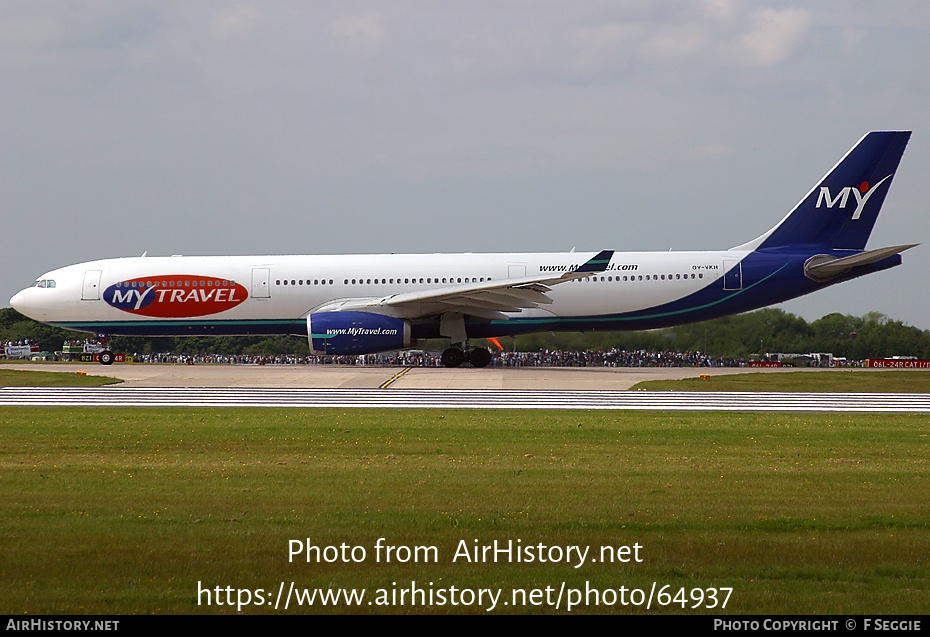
4 339 34 347
128 348 748 368
496 348 745 367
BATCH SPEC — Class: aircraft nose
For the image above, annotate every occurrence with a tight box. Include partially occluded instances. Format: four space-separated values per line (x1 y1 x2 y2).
10 289 28 314
10 288 45 322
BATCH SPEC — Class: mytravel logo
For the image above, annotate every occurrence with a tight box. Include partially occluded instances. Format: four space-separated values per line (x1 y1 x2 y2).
815 174 892 220
103 275 247 318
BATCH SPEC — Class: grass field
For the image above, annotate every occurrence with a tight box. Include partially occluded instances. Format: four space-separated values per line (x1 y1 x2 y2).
0 369 120 387
1 407 929 614
633 370 930 393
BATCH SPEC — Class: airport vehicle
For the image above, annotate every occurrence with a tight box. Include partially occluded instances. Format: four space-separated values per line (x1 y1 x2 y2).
60 339 107 362
2 343 40 360
10 131 915 367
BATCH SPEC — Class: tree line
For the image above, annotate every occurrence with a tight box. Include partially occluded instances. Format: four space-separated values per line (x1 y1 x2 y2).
1 307 928 360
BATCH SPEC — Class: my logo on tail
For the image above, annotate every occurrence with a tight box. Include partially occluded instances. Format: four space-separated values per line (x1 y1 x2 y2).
816 174 893 220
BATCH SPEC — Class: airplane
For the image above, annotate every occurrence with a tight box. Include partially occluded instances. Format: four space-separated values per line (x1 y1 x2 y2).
10 131 915 367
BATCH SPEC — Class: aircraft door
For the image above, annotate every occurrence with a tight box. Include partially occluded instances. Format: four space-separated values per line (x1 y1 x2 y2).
251 268 271 298
82 270 102 300
723 259 742 290
508 265 526 279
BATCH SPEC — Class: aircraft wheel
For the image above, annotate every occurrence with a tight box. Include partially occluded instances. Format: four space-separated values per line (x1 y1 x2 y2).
99 351 115 366
469 347 492 368
440 347 465 368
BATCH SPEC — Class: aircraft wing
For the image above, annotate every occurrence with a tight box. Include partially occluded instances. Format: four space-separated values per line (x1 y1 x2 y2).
312 250 614 320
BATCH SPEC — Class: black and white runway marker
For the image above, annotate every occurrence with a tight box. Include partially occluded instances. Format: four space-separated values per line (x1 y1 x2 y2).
2 387 930 412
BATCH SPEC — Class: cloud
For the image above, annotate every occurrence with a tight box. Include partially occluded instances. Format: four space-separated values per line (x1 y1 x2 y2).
327 11 386 54
737 7 812 67
841 27 867 56
702 0 738 24
642 23 707 61
209 4 262 40
529 2 815 76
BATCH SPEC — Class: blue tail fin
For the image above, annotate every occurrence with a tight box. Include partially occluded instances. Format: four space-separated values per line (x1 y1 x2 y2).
734 131 911 252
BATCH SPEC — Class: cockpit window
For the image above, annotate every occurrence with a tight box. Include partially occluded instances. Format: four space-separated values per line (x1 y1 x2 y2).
31 279 56 288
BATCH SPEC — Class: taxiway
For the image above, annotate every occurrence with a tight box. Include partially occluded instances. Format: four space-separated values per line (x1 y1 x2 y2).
3 362 833 390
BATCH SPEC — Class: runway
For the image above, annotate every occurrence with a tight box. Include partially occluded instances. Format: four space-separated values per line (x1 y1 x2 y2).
2 386 930 412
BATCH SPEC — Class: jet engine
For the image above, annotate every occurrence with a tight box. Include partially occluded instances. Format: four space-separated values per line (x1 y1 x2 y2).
307 311 411 355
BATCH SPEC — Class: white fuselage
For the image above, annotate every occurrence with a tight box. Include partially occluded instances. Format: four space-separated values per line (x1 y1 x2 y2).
11 250 739 329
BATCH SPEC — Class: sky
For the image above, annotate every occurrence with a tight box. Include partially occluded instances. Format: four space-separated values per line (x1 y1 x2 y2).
3 1 930 329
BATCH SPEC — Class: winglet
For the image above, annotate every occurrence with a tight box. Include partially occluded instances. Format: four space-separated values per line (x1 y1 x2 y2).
572 250 614 274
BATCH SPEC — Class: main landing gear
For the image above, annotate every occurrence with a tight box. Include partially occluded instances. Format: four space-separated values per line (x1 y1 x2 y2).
437 313 492 368
440 346 492 368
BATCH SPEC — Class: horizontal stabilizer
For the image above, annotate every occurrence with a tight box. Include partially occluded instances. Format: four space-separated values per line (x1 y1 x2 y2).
804 244 917 282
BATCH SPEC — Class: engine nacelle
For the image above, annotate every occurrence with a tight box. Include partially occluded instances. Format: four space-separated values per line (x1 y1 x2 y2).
307 312 411 355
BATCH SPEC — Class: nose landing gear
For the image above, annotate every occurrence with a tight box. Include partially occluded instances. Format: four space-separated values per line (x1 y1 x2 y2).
97 334 115 365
